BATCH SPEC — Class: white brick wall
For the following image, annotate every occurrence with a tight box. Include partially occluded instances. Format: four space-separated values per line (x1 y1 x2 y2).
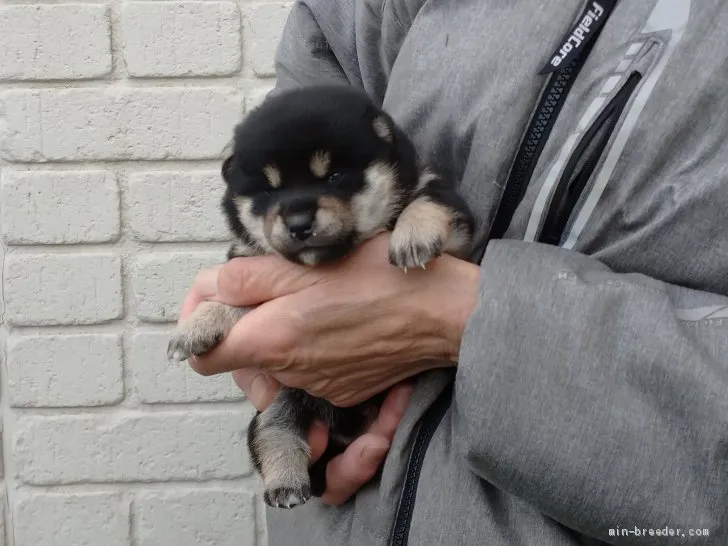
0 1 292 544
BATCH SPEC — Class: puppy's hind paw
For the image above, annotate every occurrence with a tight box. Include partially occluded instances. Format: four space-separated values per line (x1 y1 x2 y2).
264 484 312 509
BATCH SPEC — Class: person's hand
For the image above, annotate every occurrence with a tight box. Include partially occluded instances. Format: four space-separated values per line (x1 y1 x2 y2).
178 258 416 505
186 233 481 407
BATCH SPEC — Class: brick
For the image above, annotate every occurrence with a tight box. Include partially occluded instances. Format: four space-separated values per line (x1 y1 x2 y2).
131 331 243 403
128 171 230 242
0 492 5 546
14 492 129 546
135 490 255 546
133 251 225 322
4 253 122 326
243 3 292 77
245 85 275 113
122 1 241 77
7 334 123 408
0 88 243 162
14 410 253 485
1 170 120 244
0 4 111 81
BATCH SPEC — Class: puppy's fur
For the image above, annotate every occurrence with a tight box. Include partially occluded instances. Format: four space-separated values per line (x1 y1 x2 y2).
168 85 475 509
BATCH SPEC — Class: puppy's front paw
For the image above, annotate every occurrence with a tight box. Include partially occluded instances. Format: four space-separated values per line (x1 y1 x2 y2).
388 229 443 271
167 323 224 363
264 483 312 509
166 301 244 362
389 198 452 271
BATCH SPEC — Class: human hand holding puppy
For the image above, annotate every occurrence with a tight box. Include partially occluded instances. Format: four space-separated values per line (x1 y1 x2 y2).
184 233 480 405
180 233 480 504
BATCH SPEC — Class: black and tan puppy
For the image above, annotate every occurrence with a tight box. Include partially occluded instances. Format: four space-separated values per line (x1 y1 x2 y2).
168 85 474 509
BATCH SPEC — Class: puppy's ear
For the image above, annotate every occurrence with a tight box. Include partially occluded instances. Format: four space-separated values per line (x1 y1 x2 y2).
371 112 395 144
221 154 235 185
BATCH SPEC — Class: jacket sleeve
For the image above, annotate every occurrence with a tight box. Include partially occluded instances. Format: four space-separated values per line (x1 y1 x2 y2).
455 239 728 542
271 0 353 92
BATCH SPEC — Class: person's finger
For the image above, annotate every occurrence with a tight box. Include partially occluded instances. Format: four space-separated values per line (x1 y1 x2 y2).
368 381 414 438
179 266 222 321
320 434 390 506
231 369 281 411
216 255 323 307
307 421 329 463
317 383 412 506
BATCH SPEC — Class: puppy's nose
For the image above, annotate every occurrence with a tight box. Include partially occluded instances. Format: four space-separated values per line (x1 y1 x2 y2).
284 211 316 241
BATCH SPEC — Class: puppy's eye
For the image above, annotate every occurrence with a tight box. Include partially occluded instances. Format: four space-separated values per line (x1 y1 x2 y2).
328 171 342 183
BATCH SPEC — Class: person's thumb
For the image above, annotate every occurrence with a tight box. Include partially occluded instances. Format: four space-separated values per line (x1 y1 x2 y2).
216 254 324 307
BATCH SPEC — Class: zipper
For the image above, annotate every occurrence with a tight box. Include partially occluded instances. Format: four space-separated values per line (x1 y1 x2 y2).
388 383 453 546
487 36 603 243
538 71 642 245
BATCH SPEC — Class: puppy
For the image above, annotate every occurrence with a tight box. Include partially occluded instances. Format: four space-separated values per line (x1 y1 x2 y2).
168 84 475 508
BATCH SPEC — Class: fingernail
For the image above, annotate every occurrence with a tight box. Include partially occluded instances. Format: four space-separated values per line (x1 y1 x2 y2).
361 443 389 465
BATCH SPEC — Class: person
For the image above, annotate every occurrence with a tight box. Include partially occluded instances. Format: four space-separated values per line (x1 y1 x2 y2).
179 0 728 544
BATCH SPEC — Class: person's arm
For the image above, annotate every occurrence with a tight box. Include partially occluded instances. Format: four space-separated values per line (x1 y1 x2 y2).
456 239 728 543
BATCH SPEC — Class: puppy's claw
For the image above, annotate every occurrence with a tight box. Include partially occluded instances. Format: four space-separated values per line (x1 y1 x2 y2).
388 237 442 272
166 328 223 364
264 484 311 509
167 341 188 363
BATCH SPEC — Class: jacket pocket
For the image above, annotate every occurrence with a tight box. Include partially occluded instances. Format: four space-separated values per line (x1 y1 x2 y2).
524 38 664 245
537 70 643 245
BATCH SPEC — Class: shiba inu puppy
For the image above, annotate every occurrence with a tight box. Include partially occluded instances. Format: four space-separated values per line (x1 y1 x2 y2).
168 84 474 508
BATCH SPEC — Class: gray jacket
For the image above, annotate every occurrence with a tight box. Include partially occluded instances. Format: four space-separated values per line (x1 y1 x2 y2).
264 0 728 544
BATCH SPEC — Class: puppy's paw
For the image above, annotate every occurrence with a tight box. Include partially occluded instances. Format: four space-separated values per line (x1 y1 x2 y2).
388 230 443 270
389 198 452 271
167 323 224 362
166 301 243 362
264 483 312 509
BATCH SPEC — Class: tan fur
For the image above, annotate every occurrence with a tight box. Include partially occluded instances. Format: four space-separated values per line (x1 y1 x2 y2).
352 160 402 237
253 395 313 508
263 164 282 188
167 301 250 362
389 197 454 269
317 195 354 234
372 116 393 143
227 241 258 258
309 150 331 178
234 196 275 253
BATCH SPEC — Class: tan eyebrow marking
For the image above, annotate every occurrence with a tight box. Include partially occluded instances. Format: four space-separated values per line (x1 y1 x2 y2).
310 150 331 178
263 164 281 188
372 116 393 143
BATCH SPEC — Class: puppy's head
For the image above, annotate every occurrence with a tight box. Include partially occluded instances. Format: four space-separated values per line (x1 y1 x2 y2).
221 85 418 265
